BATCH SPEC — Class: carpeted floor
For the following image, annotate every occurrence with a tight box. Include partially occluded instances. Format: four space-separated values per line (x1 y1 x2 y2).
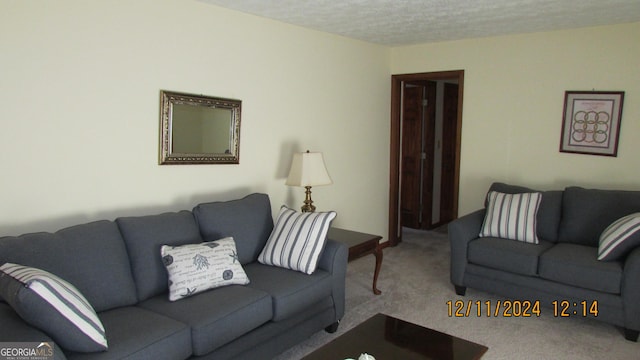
273 227 638 360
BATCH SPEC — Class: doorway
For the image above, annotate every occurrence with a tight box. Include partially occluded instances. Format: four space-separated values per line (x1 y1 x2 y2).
388 71 464 245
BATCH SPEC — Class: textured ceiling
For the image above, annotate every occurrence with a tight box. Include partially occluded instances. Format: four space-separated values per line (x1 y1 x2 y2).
198 0 640 46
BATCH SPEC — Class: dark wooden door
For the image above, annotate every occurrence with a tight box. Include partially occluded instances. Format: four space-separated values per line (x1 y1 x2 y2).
440 82 459 224
389 70 464 246
421 81 437 229
400 81 437 230
400 85 423 229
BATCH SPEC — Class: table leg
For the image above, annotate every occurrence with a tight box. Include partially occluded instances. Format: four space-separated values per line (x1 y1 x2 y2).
372 246 383 295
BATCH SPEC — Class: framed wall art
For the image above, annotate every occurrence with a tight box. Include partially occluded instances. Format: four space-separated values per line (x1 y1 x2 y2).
559 91 625 157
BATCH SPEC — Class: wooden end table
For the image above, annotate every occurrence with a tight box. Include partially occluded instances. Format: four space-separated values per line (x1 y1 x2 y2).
328 227 383 295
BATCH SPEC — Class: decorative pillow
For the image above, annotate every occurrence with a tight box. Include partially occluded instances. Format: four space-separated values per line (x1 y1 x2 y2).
598 213 640 261
0 263 108 352
479 191 542 244
258 206 337 274
161 237 249 301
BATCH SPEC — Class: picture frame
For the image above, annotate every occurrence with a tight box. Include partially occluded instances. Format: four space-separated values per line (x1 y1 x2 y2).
559 91 625 157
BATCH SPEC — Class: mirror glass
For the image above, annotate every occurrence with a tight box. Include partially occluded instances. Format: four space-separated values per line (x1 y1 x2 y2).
159 90 241 164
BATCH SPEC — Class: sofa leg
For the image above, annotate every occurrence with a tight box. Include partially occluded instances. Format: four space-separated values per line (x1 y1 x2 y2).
454 285 466 296
624 328 639 342
325 321 340 333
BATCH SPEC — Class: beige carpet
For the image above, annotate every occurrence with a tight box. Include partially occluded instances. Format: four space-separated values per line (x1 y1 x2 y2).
273 228 638 360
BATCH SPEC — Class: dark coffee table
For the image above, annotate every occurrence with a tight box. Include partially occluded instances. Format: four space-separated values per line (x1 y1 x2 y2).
302 314 488 360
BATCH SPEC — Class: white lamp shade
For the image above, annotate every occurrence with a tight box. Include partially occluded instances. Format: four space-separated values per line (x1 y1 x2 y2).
285 151 333 187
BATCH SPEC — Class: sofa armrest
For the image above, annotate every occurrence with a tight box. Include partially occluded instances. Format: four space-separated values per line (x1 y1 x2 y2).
0 304 68 360
317 239 348 321
448 209 485 287
622 246 640 332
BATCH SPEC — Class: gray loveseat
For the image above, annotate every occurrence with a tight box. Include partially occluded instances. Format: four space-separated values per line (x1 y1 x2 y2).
0 193 348 359
449 182 640 341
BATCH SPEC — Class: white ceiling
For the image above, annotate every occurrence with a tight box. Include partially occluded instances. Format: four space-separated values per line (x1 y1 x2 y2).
198 0 640 46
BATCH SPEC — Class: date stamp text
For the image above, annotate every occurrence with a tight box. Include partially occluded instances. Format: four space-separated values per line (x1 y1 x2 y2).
446 300 598 318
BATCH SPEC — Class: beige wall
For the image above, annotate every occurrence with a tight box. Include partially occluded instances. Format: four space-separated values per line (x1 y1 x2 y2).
2 0 638 239
392 22 640 216
0 0 391 237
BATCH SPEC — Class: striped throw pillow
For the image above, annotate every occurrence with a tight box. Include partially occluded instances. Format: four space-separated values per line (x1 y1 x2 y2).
598 213 640 261
258 206 337 274
0 263 107 352
479 191 542 244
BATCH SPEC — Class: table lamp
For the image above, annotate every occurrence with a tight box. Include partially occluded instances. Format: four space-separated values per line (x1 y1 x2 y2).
286 150 332 212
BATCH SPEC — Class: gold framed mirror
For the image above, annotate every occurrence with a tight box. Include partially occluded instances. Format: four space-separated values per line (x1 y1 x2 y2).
159 90 241 164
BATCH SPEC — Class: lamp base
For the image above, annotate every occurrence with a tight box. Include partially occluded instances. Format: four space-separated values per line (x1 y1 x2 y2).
301 186 316 212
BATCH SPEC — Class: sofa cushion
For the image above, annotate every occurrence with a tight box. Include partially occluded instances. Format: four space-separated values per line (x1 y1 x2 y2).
258 206 336 274
598 213 640 261
0 263 107 352
488 183 563 242
116 211 202 301
193 193 274 265
480 191 542 244
538 243 623 294
161 237 250 301
139 285 272 356
0 221 137 312
65 307 192 360
244 263 333 321
558 187 640 246
468 237 554 276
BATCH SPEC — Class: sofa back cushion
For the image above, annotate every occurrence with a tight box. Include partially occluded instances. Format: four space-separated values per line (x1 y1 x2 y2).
116 211 202 301
193 193 274 265
487 183 563 242
0 220 137 312
558 187 640 246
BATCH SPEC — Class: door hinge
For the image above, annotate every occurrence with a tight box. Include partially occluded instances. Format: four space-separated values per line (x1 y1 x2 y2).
422 99 428 107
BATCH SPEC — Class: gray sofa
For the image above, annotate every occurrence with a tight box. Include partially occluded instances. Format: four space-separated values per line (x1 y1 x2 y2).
0 193 348 359
449 182 640 341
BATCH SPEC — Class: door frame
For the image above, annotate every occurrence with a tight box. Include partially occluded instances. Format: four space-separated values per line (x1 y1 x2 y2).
388 70 465 246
